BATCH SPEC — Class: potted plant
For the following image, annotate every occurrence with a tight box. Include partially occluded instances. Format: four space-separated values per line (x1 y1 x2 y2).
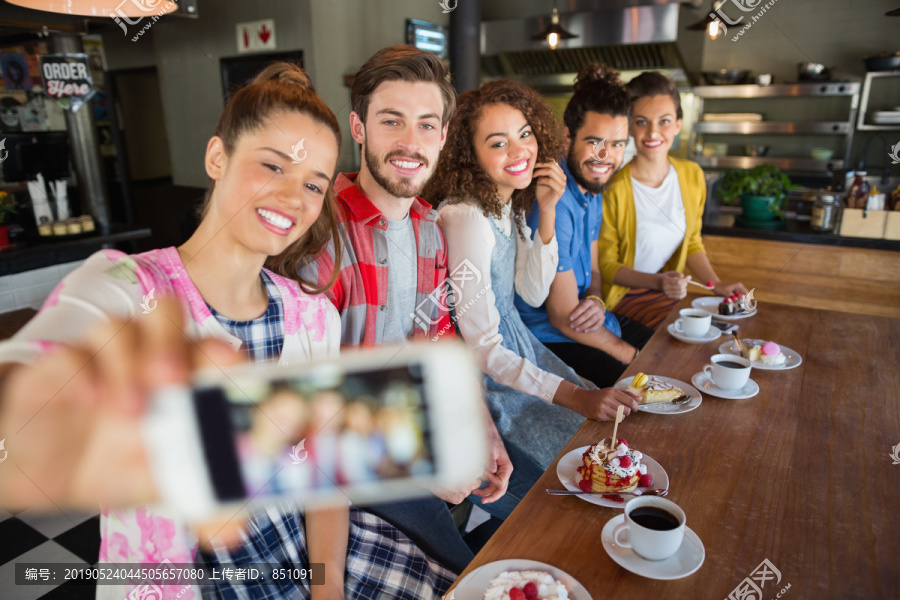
716 165 800 221
0 191 17 247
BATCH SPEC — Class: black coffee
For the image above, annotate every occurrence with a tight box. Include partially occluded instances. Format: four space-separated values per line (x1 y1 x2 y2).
686 314 707 318
716 361 746 369
630 507 680 531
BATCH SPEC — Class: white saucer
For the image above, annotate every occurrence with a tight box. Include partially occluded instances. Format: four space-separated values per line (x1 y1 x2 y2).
718 340 803 370
691 296 757 320
616 375 702 414
448 558 592 600
667 322 722 344
691 371 759 399
556 446 669 509
601 514 705 580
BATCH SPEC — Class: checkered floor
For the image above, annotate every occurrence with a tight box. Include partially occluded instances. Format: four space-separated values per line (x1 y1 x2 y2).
0 508 101 599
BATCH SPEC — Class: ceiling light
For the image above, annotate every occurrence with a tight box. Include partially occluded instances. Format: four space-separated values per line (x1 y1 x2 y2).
688 1 728 40
530 1 577 50
6 0 178 18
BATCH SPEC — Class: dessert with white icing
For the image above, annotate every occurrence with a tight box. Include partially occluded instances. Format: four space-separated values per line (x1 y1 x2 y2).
741 339 786 365
576 437 651 494
482 570 569 600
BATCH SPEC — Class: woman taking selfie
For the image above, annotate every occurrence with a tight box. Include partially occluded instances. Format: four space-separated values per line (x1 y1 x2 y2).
599 71 747 329
425 80 638 470
0 64 454 600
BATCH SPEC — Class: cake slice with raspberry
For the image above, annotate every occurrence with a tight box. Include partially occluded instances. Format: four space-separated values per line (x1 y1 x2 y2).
576 438 650 494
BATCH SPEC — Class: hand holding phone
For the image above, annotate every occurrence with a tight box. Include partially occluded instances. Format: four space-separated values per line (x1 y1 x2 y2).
0 298 243 513
144 342 489 521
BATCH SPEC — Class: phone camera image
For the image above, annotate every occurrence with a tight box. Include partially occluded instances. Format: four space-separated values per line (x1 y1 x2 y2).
194 366 435 502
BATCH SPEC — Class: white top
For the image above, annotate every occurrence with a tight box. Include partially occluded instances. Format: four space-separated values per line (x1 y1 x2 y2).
631 164 687 274
437 201 562 403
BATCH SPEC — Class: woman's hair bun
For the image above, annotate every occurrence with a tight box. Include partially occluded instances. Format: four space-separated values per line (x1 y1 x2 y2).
573 63 622 94
253 62 314 91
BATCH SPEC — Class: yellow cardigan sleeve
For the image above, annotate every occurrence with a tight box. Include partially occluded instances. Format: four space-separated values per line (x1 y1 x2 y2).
682 158 707 257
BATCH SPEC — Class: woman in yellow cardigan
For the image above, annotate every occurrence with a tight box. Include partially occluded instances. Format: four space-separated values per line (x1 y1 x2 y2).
599 72 747 329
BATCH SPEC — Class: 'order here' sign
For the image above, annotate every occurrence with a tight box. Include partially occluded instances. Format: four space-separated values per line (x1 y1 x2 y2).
39 53 96 113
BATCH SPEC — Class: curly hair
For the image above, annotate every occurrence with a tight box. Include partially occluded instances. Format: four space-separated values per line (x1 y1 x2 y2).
423 80 563 237
563 63 631 135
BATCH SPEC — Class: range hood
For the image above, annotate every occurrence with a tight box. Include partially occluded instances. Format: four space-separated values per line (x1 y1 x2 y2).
480 3 691 83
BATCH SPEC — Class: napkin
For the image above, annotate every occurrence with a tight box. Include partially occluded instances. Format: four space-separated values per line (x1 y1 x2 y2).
27 173 53 227
50 179 69 220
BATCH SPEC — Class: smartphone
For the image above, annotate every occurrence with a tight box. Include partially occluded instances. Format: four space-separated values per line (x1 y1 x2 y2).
143 342 487 521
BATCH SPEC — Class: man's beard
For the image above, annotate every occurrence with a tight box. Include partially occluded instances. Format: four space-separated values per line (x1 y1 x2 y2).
566 145 617 195
364 145 430 199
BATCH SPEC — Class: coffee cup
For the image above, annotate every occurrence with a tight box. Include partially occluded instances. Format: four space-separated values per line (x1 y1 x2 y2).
612 496 686 561
673 308 711 338
703 353 751 390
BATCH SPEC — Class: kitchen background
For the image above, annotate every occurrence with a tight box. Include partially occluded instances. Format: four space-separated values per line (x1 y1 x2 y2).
0 0 898 314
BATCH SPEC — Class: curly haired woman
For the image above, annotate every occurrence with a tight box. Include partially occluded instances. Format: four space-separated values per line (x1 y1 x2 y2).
423 81 638 469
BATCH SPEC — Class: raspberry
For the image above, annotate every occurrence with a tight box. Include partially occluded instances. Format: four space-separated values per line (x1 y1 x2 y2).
617 438 628 446
523 582 539 599
509 587 526 600
578 479 592 492
639 474 653 487
619 456 632 468
602 494 624 503
706 280 714 288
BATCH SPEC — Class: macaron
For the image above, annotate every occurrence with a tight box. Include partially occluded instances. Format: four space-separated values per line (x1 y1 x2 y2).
761 341 780 356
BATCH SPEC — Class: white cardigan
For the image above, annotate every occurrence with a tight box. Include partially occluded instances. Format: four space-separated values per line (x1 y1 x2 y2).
437 201 563 403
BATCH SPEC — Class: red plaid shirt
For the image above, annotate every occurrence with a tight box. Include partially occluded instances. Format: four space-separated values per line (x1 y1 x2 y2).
299 173 456 347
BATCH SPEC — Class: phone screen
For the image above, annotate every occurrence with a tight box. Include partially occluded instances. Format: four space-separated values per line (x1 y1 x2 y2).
193 363 435 502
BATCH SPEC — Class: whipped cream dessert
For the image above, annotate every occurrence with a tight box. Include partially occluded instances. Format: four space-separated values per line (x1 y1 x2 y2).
577 438 651 494
741 339 786 365
482 570 569 600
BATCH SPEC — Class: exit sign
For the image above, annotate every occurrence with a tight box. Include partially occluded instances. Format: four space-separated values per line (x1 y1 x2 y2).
236 19 276 53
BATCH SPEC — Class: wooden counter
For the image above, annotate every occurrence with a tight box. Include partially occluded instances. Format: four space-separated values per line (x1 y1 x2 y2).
447 300 900 599
695 235 900 319
0 224 152 276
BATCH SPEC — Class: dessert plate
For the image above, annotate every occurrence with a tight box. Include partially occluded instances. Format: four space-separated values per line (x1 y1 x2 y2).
616 375 702 414
691 371 759 399
691 296 757 320
447 558 592 600
601 514 705 580
718 340 802 370
556 446 669 509
667 323 721 344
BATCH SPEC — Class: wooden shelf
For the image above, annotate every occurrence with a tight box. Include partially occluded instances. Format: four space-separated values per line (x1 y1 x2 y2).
694 121 851 134
694 156 845 171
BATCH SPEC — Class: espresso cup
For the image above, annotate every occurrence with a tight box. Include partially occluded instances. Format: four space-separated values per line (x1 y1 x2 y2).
612 496 686 561
703 353 752 390
674 308 712 338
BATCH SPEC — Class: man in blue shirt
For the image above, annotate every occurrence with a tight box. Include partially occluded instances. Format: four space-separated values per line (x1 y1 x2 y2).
516 64 652 387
